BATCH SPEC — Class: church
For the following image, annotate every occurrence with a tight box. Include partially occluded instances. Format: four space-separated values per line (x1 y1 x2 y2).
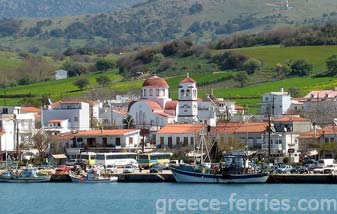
128 75 217 130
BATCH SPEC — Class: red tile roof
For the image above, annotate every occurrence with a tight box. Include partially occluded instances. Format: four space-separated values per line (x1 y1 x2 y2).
210 122 243 135
144 100 163 112
180 77 196 83
75 129 139 136
235 105 245 110
234 122 268 133
157 124 204 134
155 111 175 118
21 106 40 113
164 101 178 111
273 115 309 122
299 126 337 139
142 76 169 88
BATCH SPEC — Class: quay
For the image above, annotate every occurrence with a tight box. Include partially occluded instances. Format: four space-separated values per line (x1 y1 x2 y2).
268 174 337 184
50 172 337 184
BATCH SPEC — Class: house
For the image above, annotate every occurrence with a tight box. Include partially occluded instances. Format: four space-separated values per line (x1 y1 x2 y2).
272 115 312 134
233 122 268 150
261 132 300 163
261 89 292 116
156 124 204 149
54 69 68 80
67 129 141 155
298 126 337 159
42 101 90 134
0 106 40 160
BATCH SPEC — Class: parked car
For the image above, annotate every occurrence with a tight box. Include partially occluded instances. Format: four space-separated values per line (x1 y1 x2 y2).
150 163 165 173
123 164 137 173
65 159 77 166
323 164 337 174
291 166 309 174
276 165 293 174
94 165 118 173
313 167 324 174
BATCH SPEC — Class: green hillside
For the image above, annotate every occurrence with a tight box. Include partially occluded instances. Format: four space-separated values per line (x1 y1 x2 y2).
234 45 337 72
1 44 337 114
2 0 337 53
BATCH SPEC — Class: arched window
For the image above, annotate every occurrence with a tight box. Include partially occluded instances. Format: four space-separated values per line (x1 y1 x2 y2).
149 89 153 96
186 89 190 96
181 90 185 97
143 89 147 96
156 89 160 96
162 89 165 96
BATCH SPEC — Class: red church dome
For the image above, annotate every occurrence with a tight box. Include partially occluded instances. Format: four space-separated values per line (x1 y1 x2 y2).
142 75 169 88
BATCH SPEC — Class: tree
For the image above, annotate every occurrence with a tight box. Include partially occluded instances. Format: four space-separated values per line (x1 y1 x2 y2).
290 59 313 76
242 58 261 74
326 54 337 75
61 61 87 76
234 71 249 88
96 75 111 88
73 78 90 91
32 132 49 162
95 59 115 71
123 115 135 129
275 63 291 78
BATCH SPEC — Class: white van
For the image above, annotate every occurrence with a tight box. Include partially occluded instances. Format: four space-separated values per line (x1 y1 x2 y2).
317 159 336 168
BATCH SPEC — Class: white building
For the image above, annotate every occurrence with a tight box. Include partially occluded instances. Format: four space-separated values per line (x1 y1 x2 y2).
156 124 203 148
55 69 68 80
42 101 90 134
65 129 141 156
261 132 300 163
261 89 292 116
0 106 40 160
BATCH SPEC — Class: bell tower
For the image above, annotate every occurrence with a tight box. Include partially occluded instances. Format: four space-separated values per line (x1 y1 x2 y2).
177 73 198 123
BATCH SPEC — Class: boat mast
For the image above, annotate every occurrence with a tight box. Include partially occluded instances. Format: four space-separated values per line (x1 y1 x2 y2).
197 126 212 165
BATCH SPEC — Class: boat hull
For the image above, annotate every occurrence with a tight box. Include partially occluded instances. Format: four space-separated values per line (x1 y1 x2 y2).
0 175 51 183
70 175 118 183
171 167 269 184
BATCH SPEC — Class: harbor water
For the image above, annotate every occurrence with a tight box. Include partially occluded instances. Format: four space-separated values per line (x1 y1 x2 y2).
1 183 337 214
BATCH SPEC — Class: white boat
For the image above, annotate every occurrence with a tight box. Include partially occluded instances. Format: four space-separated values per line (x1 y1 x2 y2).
170 164 269 184
170 127 269 184
70 169 118 183
0 168 51 183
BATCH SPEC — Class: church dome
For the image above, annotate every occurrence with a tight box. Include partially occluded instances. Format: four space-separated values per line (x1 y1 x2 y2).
142 75 169 88
180 77 195 83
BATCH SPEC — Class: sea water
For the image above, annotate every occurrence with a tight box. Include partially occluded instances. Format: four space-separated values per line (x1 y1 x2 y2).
0 183 337 214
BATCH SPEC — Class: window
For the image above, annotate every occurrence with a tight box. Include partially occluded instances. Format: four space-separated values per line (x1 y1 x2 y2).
181 89 185 97
116 138 121 146
129 137 133 145
156 89 159 96
74 116 79 122
162 89 165 96
186 89 190 96
149 89 153 96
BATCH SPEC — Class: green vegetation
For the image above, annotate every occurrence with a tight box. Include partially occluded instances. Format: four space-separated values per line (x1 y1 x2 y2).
234 45 337 72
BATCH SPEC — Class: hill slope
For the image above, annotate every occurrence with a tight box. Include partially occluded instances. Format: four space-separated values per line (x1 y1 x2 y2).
0 0 146 18
2 0 337 53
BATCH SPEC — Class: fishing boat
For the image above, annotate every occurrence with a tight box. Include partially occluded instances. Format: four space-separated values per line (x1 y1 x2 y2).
0 168 51 183
170 128 269 184
70 169 118 183
170 163 269 184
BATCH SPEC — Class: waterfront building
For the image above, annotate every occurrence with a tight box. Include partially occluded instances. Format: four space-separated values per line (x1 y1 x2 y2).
0 106 40 160
155 124 203 148
65 129 141 156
